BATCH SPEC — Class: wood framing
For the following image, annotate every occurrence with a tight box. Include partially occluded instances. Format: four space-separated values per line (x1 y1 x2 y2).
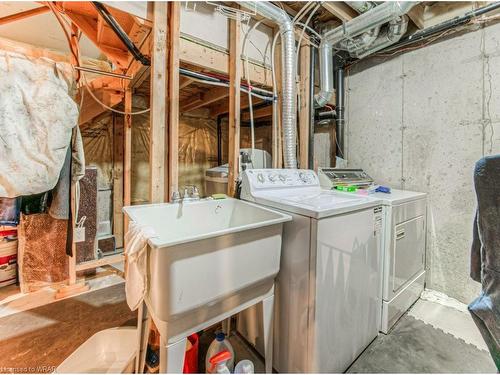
124 88 132 234
299 42 311 169
321 3 358 22
227 16 242 197
0 6 49 26
149 2 168 203
113 114 125 248
181 86 229 112
167 1 180 200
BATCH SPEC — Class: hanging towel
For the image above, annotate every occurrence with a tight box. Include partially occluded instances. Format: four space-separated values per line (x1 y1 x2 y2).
124 222 157 311
469 155 500 369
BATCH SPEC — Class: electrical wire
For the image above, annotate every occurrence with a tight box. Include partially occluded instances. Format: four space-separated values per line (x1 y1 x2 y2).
295 2 321 72
242 19 265 152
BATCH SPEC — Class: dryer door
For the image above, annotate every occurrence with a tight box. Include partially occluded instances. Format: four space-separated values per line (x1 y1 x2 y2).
391 215 425 294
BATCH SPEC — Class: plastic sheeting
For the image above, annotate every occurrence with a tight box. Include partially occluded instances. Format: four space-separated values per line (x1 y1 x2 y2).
0 50 78 198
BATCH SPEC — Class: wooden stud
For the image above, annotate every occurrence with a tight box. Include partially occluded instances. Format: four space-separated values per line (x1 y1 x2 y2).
0 6 49 26
124 88 132 234
299 42 311 169
180 86 229 112
179 76 194 90
227 16 242 197
149 2 168 203
167 1 180 200
113 114 125 248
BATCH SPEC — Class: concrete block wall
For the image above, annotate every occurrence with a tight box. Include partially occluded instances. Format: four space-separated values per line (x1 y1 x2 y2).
345 22 500 304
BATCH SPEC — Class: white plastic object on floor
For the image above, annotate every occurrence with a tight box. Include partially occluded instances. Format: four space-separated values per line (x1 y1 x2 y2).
206 332 235 373
55 327 137 373
235 360 254 373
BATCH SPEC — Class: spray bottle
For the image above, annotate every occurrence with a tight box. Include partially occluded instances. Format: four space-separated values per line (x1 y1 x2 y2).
208 350 232 374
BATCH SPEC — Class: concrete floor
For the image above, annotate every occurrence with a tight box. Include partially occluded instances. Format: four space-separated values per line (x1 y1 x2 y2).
0 283 136 373
348 312 497 373
0 283 496 374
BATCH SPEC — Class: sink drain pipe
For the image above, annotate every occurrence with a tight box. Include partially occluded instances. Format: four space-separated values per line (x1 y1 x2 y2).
237 2 298 168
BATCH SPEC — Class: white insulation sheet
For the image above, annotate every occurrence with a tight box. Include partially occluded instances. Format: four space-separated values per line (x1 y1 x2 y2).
0 50 78 197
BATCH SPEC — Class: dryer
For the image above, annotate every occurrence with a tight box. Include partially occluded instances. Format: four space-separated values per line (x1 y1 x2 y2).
318 168 427 333
239 169 383 373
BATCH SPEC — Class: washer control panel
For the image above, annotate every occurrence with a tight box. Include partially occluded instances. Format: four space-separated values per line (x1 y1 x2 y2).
244 169 319 190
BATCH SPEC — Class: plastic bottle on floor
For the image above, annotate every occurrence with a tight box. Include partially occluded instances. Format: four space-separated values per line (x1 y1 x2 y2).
234 360 254 373
206 332 235 373
208 350 232 374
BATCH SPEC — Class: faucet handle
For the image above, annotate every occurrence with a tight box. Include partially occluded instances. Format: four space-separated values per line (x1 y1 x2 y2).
171 190 181 202
192 186 200 199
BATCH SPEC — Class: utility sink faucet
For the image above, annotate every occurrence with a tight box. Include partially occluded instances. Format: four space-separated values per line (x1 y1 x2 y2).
170 185 201 203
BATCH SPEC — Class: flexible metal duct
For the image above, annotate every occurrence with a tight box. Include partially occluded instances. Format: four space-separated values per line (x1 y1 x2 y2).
352 15 410 58
314 1 418 108
237 2 297 168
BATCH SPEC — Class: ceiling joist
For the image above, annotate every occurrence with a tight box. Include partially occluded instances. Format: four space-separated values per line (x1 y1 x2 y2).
0 6 49 26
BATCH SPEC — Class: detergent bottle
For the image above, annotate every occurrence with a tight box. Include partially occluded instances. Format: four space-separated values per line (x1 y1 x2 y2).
208 350 232 374
205 332 235 372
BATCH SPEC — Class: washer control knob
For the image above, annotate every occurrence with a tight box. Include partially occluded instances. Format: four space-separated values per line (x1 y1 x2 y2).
268 173 277 182
279 174 286 182
257 173 265 183
299 172 309 183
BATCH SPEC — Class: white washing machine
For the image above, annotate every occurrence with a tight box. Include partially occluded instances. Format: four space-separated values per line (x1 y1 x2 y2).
318 168 427 334
239 169 383 373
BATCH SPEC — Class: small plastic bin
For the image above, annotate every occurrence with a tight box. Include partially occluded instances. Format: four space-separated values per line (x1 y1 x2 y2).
55 327 137 373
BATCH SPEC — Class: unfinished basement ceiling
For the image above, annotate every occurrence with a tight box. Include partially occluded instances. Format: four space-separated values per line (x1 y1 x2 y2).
0 2 104 60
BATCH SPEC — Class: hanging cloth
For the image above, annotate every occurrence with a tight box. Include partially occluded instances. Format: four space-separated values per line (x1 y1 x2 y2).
469 155 500 369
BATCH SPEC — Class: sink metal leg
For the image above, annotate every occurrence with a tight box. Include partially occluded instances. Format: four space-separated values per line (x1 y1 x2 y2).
159 335 187 373
262 294 275 374
136 302 150 374
222 317 232 336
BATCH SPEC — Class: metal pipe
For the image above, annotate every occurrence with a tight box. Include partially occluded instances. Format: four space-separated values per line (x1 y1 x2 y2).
74 66 132 80
335 59 345 159
238 1 298 168
92 2 151 66
314 1 418 108
353 15 409 58
308 44 316 170
385 1 500 52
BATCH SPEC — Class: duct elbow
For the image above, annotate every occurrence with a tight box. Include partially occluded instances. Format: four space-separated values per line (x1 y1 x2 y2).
314 91 333 108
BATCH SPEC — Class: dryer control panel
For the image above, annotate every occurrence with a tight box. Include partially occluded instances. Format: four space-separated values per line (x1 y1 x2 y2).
318 168 374 189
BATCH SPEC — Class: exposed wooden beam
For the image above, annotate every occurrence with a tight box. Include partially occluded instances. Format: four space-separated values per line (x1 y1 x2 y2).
322 2 358 22
78 88 122 125
113 114 124 248
167 1 180 201
299 42 311 169
209 94 263 118
179 76 194 89
181 86 229 112
124 89 132 235
227 16 242 197
241 105 272 121
149 2 168 203
62 10 129 69
179 93 203 113
0 6 49 26
407 4 426 29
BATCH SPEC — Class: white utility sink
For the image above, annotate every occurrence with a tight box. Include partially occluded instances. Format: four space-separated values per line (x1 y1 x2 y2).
123 197 291 322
